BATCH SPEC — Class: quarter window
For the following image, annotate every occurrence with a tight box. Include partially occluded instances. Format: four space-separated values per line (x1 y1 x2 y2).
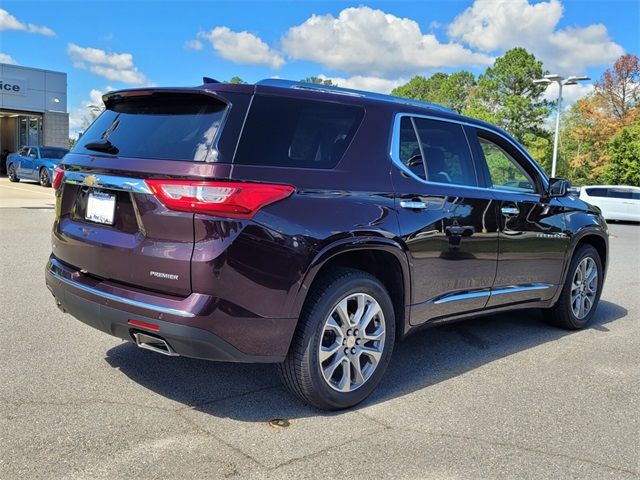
478 137 535 193
234 96 364 168
397 117 478 187
606 188 633 199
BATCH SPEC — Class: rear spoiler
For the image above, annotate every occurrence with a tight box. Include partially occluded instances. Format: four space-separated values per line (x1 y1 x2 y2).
102 84 255 108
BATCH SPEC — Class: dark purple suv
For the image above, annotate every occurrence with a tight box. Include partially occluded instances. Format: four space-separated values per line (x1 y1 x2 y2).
46 79 608 410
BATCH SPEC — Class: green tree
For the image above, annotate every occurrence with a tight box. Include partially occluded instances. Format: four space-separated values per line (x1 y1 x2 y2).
228 76 246 84
601 121 640 185
391 71 475 113
464 48 551 142
560 54 640 185
300 76 336 86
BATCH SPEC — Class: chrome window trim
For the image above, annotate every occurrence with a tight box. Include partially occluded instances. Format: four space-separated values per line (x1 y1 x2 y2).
47 260 195 318
389 112 549 193
63 171 151 194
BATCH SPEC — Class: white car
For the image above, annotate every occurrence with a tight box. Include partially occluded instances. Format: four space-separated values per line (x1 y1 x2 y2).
579 185 640 222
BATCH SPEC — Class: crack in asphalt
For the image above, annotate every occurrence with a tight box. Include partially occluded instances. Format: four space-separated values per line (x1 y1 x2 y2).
403 426 637 476
2 393 637 476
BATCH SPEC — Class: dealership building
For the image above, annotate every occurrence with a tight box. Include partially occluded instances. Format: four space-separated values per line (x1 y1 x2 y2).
0 63 69 153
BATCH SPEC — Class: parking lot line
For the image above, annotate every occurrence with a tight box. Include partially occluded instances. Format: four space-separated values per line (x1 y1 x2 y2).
0 183 54 196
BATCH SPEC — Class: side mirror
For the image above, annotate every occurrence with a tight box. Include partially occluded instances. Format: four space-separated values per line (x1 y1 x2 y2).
548 178 570 197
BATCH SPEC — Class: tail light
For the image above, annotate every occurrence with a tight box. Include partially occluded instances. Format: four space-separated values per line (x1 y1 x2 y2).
52 166 64 191
145 179 294 219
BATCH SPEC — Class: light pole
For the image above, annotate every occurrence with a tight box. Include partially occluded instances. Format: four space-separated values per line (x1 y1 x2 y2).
533 74 590 178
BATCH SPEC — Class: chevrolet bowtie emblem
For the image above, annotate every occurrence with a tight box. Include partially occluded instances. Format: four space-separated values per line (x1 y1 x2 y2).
83 175 98 187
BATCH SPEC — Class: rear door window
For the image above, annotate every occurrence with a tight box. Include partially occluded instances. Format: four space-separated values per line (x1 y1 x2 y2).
233 95 364 168
607 188 632 199
409 117 478 187
73 93 227 161
398 116 426 179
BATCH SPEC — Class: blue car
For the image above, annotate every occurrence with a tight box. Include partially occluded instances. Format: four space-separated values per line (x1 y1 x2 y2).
7 145 69 187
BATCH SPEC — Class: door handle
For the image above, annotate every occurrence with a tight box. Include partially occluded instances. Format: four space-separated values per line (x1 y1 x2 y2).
400 200 427 210
501 206 520 216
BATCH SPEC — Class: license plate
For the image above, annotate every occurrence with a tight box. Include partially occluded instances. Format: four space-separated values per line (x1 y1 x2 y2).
86 190 116 225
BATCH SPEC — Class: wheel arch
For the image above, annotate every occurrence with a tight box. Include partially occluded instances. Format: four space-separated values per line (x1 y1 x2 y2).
575 232 607 272
292 238 411 341
552 227 609 305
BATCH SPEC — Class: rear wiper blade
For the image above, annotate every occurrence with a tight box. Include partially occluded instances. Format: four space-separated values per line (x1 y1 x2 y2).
83 139 119 155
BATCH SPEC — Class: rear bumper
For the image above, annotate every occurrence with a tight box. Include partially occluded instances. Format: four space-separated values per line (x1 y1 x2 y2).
45 256 297 363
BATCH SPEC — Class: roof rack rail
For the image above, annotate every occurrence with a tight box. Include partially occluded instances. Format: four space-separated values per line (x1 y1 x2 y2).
255 78 455 113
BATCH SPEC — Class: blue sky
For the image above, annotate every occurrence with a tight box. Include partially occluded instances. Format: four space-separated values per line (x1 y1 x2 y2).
1 0 638 133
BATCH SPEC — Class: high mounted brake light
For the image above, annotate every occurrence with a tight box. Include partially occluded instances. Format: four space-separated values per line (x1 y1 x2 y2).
145 180 295 219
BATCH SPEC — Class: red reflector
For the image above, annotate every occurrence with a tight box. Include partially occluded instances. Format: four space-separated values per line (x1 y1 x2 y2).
52 166 64 190
128 319 160 331
145 180 294 219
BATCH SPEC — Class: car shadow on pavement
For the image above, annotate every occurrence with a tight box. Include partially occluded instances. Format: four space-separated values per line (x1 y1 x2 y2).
104 300 627 421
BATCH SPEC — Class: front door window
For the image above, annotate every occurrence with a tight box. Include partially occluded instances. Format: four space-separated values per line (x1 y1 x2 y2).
478 137 535 193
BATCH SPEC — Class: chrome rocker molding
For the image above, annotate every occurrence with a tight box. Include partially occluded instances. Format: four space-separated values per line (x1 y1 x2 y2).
429 283 554 305
47 260 195 318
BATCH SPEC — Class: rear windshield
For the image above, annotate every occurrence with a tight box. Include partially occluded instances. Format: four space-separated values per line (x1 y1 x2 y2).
40 148 68 159
73 93 227 161
234 95 364 168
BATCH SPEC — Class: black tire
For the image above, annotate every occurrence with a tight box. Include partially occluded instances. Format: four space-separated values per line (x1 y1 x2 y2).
279 268 395 410
39 167 51 187
7 164 19 182
547 244 603 329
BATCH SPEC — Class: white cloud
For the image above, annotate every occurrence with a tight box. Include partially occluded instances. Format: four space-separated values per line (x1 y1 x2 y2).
69 87 112 137
316 74 404 94
89 65 147 85
281 6 493 77
185 39 204 50
448 0 623 74
543 81 594 108
0 8 55 36
86 88 107 108
0 52 17 64
199 27 284 68
67 43 148 85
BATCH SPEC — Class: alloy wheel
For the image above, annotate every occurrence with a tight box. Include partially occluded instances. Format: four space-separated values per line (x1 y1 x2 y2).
571 257 598 319
40 169 49 186
318 292 386 392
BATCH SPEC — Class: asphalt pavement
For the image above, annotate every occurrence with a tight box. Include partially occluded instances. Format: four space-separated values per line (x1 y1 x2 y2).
0 178 638 479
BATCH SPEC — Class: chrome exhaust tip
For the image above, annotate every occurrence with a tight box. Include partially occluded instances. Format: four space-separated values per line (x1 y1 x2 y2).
131 331 178 357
